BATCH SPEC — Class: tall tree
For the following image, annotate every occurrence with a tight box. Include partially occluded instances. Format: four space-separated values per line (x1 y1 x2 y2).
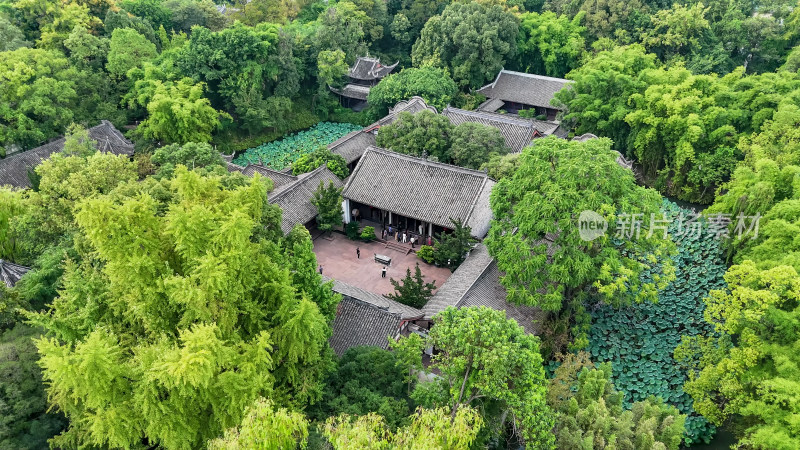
150 141 226 178
29 168 333 448
134 77 228 144
106 27 158 79
407 306 554 447
386 263 437 308
514 11 586 78
311 180 344 234
411 1 519 88
449 122 509 170
549 355 686 449
208 398 309 449
367 67 458 116
554 44 658 158
675 261 800 449
485 136 673 312
0 48 79 154
375 110 453 161
323 407 484 449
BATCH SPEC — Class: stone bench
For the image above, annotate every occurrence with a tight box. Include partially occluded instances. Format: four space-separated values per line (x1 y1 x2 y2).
374 253 392 265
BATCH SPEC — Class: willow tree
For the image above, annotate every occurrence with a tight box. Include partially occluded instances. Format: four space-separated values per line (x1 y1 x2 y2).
30 167 335 449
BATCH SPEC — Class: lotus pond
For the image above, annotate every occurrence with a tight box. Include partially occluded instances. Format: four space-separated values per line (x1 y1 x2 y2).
233 122 361 169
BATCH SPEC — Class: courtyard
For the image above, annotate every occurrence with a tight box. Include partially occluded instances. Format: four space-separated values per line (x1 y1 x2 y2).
312 233 453 297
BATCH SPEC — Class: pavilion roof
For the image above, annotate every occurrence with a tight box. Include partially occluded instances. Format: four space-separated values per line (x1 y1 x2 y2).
0 120 134 189
349 56 399 81
366 96 439 130
477 69 572 110
0 260 30 288
342 147 495 238
268 165 344 235
329 297 403 356
242 164 298 191
325 276 423 320
421 244 546 334
442 106 541 153
330 84 371 101
327 130 377 164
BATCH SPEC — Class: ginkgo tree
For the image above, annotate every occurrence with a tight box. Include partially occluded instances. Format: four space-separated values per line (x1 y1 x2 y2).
30 167 338 449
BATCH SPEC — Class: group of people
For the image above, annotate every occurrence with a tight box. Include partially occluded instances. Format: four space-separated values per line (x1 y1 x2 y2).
381 226 428 248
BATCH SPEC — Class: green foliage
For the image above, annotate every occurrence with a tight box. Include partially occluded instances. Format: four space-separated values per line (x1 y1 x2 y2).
449 122 509 170
432 218 476 270
416 245 435 264
486 136 674 312
106 27 157 78
150 141 226 178
292 147 349 179
555 44 658 160
386 263 436 309
0 324 66 449
234 122 361 169
413 306 555 446
366 67 458 116
588 201 724 445
675 261 800 449
208 397 309 449
0 16 31 51
311 181 344 233
134 77 229 144
0 47 78 153
514 11 586 78
345 220 361 240
549 358 686 450
411 1 519 88
480 152 521 180
28 168 334 448
360 226 375 242
375 110 452 161
310 346 414 429
323 406 484 449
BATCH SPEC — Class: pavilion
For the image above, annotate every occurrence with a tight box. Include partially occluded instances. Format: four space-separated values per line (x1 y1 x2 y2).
0 120 134 189
331 56 399 111
477 69 573 120
1 260 30 288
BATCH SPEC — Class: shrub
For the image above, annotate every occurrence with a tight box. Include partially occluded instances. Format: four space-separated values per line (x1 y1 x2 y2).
416 245 435 264
360 226 375 242
345 221 360 240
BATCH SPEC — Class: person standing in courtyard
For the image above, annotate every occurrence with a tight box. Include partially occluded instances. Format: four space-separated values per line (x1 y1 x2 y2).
381 266 387 278
356 247 360 259
318 265 323 275
402 232 407 243
410 236 415 248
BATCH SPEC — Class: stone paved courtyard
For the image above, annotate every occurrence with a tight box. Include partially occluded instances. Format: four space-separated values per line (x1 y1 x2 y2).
312 233 452 297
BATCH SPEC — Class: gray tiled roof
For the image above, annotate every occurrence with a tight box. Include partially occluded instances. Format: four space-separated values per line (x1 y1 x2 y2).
0 120 134 189
268 165 344 235
342 147 495 238
242 164 298 191
0 260 30 288
366 97 439 130
476 97 506 113
226 162 245 173
331 84 372 100
442 107 537 153
478 70 572 110
422 244 545 334
325 276 424 320
327 130 377 164
349 57 398 81
329 297 402 356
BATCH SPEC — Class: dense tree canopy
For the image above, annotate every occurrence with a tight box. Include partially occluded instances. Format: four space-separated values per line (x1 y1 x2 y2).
28 168 336 448
367 67 458 114
412 1 518 88
486 136 673 312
